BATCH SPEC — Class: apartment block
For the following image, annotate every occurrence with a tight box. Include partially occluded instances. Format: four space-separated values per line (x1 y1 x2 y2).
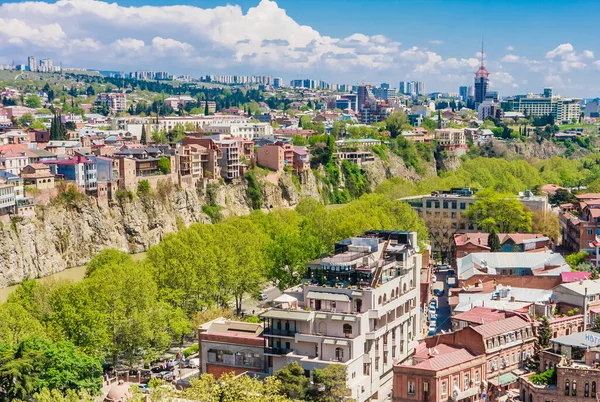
260 230 422 402
95 92 127 113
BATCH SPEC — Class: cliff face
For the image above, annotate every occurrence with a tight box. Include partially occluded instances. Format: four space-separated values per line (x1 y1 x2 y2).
0 170 324 288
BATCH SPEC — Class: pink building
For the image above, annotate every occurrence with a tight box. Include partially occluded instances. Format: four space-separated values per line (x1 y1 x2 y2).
0 106 35 120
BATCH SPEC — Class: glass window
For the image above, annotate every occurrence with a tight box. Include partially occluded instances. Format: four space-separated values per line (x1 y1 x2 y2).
408 381 415 395
565 380 570 396
442 381 447 395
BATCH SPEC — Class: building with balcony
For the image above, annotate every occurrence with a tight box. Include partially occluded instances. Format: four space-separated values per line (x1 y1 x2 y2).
395 315 536 402
260 230 422 402
198 317 265 378
44 154 97 192
453 233 550 260
215 140 240 180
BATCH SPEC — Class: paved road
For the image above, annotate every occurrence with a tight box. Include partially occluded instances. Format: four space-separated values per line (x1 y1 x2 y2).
431 270 452 333
241 285 282 317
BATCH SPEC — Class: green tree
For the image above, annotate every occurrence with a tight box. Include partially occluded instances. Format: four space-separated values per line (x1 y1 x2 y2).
245 170 263 210
49 114 67 141
158 157 171 174
385 110 410 138
26 95 42 109
0 303 45 346
274 362 310 400
538 316 552 349
0 337 102 400
140 125 147 145
311 364 353 402
85 249 132 277
19 113 35 127
488 229 502 252
565 251 588 269
464 189 532 233
204 101 209 116
421 118 436 131
183 373 291 402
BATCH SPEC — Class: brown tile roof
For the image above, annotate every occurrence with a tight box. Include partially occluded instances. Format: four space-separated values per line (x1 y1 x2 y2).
576 193 600 200
471 316 530 339
452 307 507 325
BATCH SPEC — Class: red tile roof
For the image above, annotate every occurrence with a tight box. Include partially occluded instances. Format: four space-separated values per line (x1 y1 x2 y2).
471 315 530 339
541 184 566 195
561 271 592 283
454 233 546 248
413 346 481 371
576 193 600 200
452 307 508 325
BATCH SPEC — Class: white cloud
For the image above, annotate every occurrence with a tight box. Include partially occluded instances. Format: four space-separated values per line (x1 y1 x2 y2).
544 74 563 88
490 71 518 88
151 37 193 56
112 38 145 54
506 45 514 51
501 54 523 63
429 40 444 45
583 50 595 59
546 43 574 59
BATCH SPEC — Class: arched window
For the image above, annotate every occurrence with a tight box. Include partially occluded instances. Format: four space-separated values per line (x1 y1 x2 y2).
573 380 577 396
529 394 533 402
585 382 590 398
383 294 387 303
592 381 597 398
410 280 413 288
565 380 570 396
335 347 344 361
403 283 407 293
343 324 352 338
391 289 395 299
378 296 382 305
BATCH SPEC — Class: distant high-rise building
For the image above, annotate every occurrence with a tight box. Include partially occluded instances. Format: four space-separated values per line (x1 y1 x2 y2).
474 43 490 109
459 86 468 102
406 82 414 95
381 82 390 89
544 87 553 98
27 56 36 72
415 81 425 95
273 77 283 88
39 59 53 73
357 85 371 110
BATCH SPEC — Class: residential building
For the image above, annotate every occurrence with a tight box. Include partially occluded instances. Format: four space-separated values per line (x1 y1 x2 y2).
198 317 265 378
293 146 310 171
95 92 127 113
453 233 550 260
215 140 240 180
393 343 487 402
113 147 166 177
27 56 36 72
181 137 221 180
459 86 469 102
163 95 196 109
394 315 536 402
205 123 273 140
0 181 16 215
256 141 294 172
44 154 97 192
0 144 34 175
560 194 600 265
260 230 422 402
503 94 582 123
20 163 55 190
456 250 570 281
433 128 467 153
401 188 549 234
0 106 35 120
554 280 600 329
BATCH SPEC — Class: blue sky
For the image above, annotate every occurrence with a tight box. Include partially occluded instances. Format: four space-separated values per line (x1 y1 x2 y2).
1 0 599 96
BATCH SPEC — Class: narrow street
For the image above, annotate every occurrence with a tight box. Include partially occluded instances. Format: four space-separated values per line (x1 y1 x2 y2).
432 269 452 333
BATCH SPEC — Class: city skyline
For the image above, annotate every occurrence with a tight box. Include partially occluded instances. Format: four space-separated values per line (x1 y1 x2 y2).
1 0 600 96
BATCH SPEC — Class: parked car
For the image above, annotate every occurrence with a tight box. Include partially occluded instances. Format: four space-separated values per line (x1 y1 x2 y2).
162 371 174 381
432 276 437 283
187 358 200 368
433 289 444 297
260 293 269 301
437 264 451 270
137 384 150 394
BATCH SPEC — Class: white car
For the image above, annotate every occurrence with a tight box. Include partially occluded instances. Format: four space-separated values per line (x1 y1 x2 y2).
432 276 437 283
187 358 199 368
260 293 268 301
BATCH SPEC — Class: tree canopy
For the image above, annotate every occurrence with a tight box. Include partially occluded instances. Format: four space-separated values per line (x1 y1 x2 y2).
464 189 532 233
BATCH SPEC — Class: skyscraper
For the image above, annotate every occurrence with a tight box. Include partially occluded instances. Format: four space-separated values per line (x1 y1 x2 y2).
415 81 425 95
474 43 489 109
381 82 390 89
459 86 468 102
27 56 36 72
543 88 553 98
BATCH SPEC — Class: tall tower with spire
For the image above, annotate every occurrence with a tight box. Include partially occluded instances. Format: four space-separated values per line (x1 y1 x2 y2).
474 41 490 109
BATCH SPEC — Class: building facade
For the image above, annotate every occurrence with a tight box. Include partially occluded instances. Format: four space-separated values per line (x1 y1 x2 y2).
260 231 422 402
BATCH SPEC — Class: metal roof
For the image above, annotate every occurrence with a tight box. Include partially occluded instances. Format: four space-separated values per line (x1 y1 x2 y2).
306 291 351 302
260 309 313 321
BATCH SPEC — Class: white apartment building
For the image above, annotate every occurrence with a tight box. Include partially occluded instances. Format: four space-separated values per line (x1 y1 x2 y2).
205 123 274 140
260 230 422 402
516 97 581 122
433 128 466 149
0 182 16 215
156 115 249 132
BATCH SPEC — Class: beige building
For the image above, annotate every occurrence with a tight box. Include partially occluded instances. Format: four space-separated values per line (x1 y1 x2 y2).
20 163 55 190
260 230 422 402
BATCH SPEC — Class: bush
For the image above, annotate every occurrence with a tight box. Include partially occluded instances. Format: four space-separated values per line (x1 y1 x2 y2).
244 171 263 210
182 344 199 358
116 189 134 202
529 369 556 385
244 316 260 323
137 180 151 195
57 183 83 206
202 205 223 223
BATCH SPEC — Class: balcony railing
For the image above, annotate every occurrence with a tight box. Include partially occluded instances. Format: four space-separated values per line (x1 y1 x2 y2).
263 328 297 336
264 347 292 355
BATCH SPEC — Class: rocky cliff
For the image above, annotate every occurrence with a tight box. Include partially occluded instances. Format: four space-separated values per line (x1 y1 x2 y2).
0 170 323 288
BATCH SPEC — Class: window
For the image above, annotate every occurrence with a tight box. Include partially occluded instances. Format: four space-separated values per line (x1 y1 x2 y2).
585 382 590 398
475 371 480 383
464 374 470 390
592 381 596 398
512 353 516 363
460 202 466 210
442 381 447 396
335 347 344 361
424 382 429 392
408 381 415 395
343 324 352 338
589 229 594 235
565 380 570 396
572 380 577 396
453 377 458 391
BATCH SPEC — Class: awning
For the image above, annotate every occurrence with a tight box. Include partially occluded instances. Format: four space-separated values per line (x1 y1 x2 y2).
306 291 351 302
260 309 313 321
323 339 349 346
496 373 518 386
315 313 327 319
332 315 344 321
323 339 335 345
352 291 363 297
591 306 600 314
344 316 357 322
